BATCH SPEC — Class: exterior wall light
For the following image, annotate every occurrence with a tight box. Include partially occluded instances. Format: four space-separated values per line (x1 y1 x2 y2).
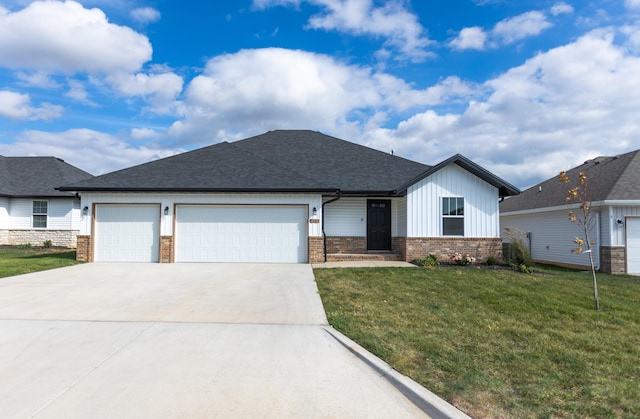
164 206 170 216
312 206 317 216
82 206 88 215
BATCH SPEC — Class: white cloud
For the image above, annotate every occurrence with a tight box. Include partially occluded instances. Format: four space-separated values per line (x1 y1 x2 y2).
0 1 152 74
130 7 161 24
252 0 432 61
168 48 475 144
550 2 574 16
369 30 640 188
0 128 182 175
0 2 183 114
107 71 184 114
15 71 61 89
131 127 158 140
626 0 640 10
492 11 552 45
0 90 63 121
450 26 487 50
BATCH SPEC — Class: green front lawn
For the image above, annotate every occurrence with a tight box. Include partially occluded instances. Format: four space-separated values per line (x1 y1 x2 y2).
314 265 640 418
0 246 81 278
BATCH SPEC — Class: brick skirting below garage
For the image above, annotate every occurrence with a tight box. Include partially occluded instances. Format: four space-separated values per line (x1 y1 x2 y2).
405 237 503 264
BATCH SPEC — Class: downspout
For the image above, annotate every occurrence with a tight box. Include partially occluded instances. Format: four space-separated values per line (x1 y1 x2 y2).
322 192 342 262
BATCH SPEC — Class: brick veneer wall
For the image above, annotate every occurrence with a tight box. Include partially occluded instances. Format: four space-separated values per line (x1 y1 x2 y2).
392 237 406 260
405 237 503 264
600 246 626 274
160 236 174 263
7 230 79 248
325 236 366 254
76 235 92 262
309 236 324 263
0 229 8 245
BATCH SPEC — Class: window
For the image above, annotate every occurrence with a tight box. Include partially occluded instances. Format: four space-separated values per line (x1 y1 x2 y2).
33 200 48 228
442 197 464 236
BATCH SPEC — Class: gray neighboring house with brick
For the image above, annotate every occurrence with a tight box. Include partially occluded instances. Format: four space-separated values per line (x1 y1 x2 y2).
60 130 519 264
500 149 640 275
0 155 93 248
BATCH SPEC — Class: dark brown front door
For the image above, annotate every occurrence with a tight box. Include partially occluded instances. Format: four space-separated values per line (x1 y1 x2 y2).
367 200 391 251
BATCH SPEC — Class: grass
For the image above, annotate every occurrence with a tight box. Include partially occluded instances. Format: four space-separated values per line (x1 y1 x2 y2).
314 265 640 418
0 246 81 278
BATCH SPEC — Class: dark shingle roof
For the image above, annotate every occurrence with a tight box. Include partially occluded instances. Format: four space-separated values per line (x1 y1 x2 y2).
61 130 519 196
0 155 93 198
500 149 640 213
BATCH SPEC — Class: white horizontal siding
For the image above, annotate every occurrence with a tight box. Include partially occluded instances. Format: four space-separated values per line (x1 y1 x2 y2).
79 192 323 237
323 198 366 236
407 164 499 238
323 197 404 237
0 197 8 229
501 210 600 268
6 198 76 230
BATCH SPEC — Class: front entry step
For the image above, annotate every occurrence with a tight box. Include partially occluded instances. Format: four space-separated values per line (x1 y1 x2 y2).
326 253 403 262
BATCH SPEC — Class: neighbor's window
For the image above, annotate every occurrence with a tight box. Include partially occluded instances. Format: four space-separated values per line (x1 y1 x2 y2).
442 197 464 236
33 200 48 228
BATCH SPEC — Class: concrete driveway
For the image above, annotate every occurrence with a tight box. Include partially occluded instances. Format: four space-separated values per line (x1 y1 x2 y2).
0 263 446 418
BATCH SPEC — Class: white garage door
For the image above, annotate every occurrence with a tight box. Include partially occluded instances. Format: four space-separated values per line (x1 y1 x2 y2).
175 205 307 263
94 205 160 262
627 218 640 275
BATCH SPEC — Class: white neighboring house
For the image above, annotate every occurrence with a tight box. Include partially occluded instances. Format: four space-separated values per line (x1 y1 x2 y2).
500 149 640 275
0 155 93 248
59 130 520 264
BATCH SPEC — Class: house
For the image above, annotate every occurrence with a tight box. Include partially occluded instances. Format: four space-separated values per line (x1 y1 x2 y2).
0 155 93 248
59 130 519 264
500 149 640 275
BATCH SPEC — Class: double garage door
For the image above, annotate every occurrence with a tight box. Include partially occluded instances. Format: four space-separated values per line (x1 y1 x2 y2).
94 204 308 263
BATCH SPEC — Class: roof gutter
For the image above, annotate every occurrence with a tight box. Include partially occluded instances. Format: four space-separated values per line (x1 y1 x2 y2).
322 191 342 263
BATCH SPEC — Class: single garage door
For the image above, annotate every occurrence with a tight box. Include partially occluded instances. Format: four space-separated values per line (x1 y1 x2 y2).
175 205 307 263
627 218 640 274
94 204 160 262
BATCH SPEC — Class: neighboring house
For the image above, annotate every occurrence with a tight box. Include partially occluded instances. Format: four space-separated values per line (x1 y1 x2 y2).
500 149 640 275
59 130 519 264
0 155 93 248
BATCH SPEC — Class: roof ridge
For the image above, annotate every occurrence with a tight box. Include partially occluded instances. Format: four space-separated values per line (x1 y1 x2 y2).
228 136 335 189
605 149 640 200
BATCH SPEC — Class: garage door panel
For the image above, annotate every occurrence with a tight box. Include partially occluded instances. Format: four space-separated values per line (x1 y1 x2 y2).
175 205 307 263
627 218 640 275
95 205 160 262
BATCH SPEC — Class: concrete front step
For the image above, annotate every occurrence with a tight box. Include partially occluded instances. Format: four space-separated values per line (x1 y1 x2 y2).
326 253 403 262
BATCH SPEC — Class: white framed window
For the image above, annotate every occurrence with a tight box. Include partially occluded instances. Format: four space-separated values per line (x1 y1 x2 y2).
442 197 464 236
33 200 48 229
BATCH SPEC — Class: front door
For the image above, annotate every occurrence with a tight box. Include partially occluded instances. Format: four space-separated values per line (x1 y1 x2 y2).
367 200 391 251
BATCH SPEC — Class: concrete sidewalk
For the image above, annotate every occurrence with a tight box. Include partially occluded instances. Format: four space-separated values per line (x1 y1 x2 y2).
312 260 417 268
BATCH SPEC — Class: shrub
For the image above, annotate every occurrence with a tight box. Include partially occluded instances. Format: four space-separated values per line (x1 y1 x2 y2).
16 243 33 249
452 252 475 266
414 254 439 267
486 255 497 266
43 240 53 248
503 227 533 266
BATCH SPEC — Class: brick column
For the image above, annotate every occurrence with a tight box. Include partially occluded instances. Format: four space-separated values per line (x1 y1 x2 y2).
160 236 174 263
308 236 324 263
76 235 92 262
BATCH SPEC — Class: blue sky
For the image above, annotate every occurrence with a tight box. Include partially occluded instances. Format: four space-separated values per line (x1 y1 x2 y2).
1 0 640 189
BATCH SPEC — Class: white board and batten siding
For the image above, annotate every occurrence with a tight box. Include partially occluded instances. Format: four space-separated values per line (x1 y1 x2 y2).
0 197 8 229
406 164 500 238
322 197 406 237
